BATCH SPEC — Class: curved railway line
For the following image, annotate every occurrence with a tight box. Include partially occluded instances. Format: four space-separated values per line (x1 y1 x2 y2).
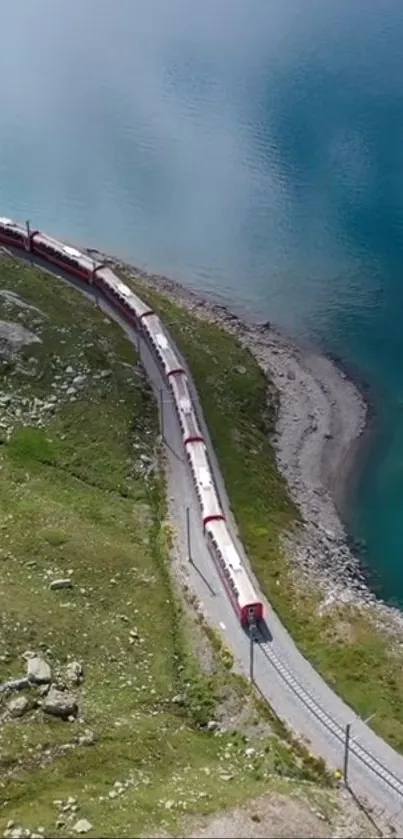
255 630 403 799
1 217 403 832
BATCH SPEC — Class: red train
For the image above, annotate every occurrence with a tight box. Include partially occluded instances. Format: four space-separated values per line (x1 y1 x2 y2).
0 216 264 627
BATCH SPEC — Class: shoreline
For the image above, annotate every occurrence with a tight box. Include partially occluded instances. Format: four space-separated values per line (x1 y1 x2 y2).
87 248 403 634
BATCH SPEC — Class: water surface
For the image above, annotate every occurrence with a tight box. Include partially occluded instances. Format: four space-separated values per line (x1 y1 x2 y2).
1 0 403 602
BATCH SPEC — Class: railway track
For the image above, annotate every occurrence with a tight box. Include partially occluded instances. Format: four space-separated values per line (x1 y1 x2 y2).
255 628 403 798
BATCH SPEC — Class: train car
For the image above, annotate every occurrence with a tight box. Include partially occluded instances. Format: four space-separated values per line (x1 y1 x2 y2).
0 217 27 249
205 519 263 626
94 267 154 325
170 372 204 444
142 314 185 378
31 232 97 282
186 439 224 528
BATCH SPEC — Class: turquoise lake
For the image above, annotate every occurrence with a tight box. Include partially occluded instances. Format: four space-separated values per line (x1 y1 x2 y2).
1 0 403 604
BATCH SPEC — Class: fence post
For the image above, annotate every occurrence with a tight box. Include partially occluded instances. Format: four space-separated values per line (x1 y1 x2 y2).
25 220 31 256
344 722 351 786
159 388 164 441
249 623 255 683
186 505 192 563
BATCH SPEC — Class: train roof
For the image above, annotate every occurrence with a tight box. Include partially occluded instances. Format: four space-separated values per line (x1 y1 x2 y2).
63 245 82 258
98 268 153 318
186 440 222 516
34 232 95 267
0 217 23 231
170 375 203 439
186 439 211 476
206 518 259 606
171 374 191 411
144 315 184 372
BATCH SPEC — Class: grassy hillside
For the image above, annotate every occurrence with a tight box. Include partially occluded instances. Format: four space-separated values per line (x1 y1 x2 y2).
0 256 332 839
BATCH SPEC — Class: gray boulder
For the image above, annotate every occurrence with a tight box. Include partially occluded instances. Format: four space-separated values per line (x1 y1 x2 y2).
7 695 32 718
42 687 78 719
27 656 51 684
65 660 83 686
49 579 73 591
73 819 93 834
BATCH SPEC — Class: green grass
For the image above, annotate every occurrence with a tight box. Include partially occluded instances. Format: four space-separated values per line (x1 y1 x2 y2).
119 265 403 754
0 257 332 838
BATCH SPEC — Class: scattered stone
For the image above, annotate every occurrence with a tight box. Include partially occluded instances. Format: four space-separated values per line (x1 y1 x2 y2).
42 687 78 719
78 729 97 747
37 684 50 697
65 660 83 685
6 828 28 839
27 656 51 684
72 820 92 834
49 579 74 591
52 679 67 692
7 695 31 718
0 676 30 693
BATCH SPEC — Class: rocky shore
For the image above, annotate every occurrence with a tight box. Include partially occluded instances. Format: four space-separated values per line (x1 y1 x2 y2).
87 250 403 637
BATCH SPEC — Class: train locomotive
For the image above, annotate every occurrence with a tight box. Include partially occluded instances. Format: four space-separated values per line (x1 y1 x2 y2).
0 215 264 627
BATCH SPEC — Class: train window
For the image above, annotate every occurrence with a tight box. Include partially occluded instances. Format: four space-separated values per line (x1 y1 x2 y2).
1 228 20 240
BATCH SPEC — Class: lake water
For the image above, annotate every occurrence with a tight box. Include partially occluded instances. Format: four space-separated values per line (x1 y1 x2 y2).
1 0 403 603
